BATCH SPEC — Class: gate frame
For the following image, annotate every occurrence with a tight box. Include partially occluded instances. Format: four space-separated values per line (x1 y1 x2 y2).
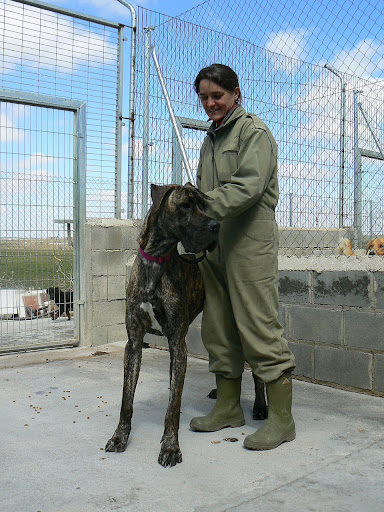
0 89 86 346
353 90 384 246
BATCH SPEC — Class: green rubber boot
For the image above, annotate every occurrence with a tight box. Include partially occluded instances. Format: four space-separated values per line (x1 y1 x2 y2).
244 371 295 450
190 375 245 432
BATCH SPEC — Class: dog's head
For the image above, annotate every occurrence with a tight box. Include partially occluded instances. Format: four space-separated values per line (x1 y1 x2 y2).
141 183 220 254
366 238 384 256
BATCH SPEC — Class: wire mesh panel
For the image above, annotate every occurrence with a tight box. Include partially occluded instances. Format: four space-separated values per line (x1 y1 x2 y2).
0 94 84 352
134 2 384 257
0 0 122 218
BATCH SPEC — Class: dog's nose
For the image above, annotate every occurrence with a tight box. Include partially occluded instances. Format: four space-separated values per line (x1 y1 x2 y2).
368 250 376 256
207 219 220 234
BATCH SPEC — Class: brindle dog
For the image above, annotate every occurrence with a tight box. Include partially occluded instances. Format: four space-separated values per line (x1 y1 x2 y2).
105 183 266 467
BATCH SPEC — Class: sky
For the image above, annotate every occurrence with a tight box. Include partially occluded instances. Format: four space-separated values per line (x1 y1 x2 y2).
47 0 204 21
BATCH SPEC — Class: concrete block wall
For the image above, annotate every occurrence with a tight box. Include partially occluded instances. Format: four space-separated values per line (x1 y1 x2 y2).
82 220 384 396
279 270 384 395
83 219 139 347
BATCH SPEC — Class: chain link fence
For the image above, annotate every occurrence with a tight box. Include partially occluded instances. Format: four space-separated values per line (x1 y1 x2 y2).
0 0 123 218
132 0 384 256
0 0 121 349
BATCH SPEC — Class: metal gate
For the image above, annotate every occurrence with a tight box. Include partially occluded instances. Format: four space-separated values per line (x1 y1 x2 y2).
0 90 86 352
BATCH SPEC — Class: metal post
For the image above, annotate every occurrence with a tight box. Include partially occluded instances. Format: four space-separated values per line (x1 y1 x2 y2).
115 25 124 219
142 28 154 218
151 46 194 184
116 0 137 219
353 90 363 247
289 193 293 227
369 200 373 239
172 118 183 184
73 102 87 345
324 64 345 228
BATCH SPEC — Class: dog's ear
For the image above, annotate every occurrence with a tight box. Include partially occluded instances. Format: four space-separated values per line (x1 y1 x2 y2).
150 184 175 213
183 182 214 202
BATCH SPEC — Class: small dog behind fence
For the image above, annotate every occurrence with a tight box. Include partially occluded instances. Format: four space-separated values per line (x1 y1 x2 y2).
46 287 73 320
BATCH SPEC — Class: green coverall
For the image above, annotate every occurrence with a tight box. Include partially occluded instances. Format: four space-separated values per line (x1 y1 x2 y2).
197 105 295 384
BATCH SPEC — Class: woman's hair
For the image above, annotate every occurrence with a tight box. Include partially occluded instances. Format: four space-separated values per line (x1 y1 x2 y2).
194 64 242 100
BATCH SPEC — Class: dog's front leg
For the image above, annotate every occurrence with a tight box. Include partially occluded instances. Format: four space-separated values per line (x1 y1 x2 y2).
105 328 143 453
158 336 187 467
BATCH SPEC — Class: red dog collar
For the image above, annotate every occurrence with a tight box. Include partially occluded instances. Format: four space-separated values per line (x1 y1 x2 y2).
140 247 171 264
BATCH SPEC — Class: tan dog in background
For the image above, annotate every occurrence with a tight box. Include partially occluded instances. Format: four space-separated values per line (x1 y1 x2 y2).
336 239 355 257
366 238 384 256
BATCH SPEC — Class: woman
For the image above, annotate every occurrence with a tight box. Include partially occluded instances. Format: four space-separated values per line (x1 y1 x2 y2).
189 64 296 450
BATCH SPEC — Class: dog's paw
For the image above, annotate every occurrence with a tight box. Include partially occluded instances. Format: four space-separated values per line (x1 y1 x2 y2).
253 404 268 420
158 444 182 467
105 430 130 453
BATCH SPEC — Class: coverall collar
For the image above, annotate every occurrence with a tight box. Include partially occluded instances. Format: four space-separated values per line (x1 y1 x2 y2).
208 105 246 136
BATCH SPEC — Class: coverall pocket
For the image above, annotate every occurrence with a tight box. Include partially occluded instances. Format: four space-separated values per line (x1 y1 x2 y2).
242 219 275 242
218 150 238 183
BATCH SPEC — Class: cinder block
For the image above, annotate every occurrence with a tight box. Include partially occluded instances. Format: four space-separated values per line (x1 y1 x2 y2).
91 226 108 251
289 306 342 344
186 324 208 357
314 345 372 390
190 312 202 328
107 251 123 276
123 250 137 267
93 276 108 301
373 272 384 310
373 354 384 393
145 332 168 349
91 251 108 276
108 275 126 301
279 271 310 303
345 311 384 351
93 300 125 327
314 271 370 307
288 341 313 378
107 323 127 344
92 325 109 346
123 224 140 251
126 256 137 283
106 226 123 250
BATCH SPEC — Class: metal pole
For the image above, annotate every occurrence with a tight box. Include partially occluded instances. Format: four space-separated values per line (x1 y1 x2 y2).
289 193 293 227
116 0 137 219
150 46 194 184
142 28 154 218
353 90 363 247
74 102 87 345
369 200 373 239
324 64 345 228
115 25 124 219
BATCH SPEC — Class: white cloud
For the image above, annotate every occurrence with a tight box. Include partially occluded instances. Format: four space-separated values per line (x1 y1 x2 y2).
0 113 25 144
266 29 309 72
0 169 55 198
1 0 118 75
331 39 384 79
17 154 58 172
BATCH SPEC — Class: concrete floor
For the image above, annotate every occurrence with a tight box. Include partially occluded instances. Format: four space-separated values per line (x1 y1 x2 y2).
1 342 383 512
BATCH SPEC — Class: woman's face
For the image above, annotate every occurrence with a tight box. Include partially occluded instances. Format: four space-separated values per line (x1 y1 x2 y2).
198 79 240 123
